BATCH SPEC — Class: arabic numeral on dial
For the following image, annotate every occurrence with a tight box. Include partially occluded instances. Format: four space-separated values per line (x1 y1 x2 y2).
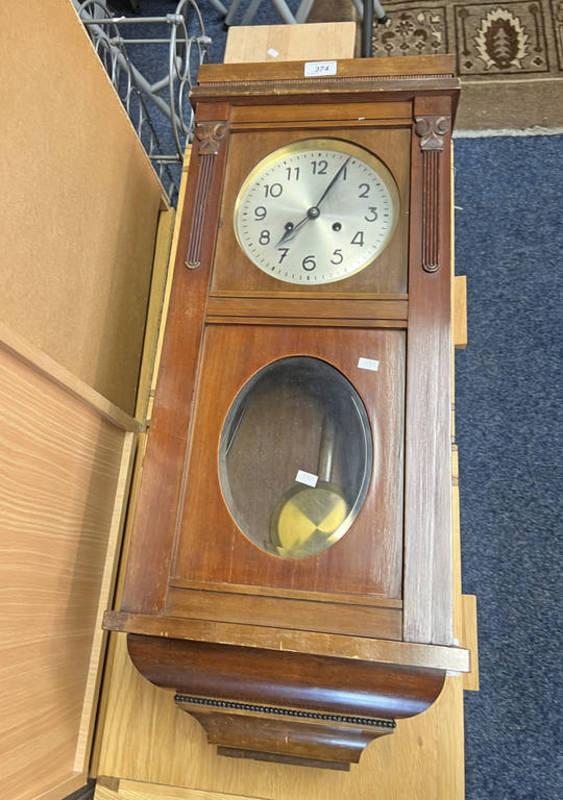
311 159 328 175
264 183 283 198
365 207 378 222
259 230 271 245
278 248 289 263
302 255 316 271
358 183 370 198
351 231 365 246
330 249 344 265
254 206 267 220
286 166 300 181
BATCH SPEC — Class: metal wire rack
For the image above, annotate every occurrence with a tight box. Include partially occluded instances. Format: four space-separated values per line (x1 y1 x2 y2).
75 0 211 203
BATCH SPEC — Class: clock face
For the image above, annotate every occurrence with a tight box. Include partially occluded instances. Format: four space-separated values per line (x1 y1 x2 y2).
234 138 399 285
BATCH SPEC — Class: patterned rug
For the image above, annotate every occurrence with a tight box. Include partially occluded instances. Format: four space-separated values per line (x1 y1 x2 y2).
311 0 563 130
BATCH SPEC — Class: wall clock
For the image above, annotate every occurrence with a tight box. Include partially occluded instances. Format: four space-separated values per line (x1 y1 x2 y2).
105 55 468 770
233 138 399 284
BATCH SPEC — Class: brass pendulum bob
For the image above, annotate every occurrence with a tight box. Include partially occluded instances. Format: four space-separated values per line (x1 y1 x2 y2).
269 416 349 559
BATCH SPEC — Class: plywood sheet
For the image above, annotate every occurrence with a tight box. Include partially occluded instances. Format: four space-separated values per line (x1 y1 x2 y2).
0 340 134 800
0 0 165 415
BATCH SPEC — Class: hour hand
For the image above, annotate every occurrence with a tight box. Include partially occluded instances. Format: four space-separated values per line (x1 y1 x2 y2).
275 224 296 248
275 217 305 247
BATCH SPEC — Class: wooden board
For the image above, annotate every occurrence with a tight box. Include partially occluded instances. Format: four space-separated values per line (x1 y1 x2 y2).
462 595 480 692
136 209 176 423
91 148 192 779
0 0 166 415
453 276 468 349
224 23 356 64
0 332 136 800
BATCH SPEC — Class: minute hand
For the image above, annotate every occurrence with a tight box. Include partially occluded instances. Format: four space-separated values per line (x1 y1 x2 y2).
314 156 351 207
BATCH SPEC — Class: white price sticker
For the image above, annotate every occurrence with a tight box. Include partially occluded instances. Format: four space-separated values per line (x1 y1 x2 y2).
295 470 319 488
304 60 337 77
358 357 380 372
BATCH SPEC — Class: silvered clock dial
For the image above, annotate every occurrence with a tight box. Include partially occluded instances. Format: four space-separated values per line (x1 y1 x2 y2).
234 138 399 285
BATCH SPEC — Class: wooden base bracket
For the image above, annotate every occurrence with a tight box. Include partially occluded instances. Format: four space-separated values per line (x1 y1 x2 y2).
175 694 395 768
127 634 446 769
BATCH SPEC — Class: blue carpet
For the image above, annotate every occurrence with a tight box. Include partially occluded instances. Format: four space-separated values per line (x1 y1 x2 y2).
117 2 563 796
454 135 563 800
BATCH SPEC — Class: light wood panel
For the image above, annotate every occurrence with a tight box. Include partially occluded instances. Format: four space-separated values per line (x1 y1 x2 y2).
91 152 192 777
0 338 135 800
462 595 480 691
0 0 166 415
453 276 468 349
0 323 140 433
136 209 176 423
73 433 136 773
224 22 355 64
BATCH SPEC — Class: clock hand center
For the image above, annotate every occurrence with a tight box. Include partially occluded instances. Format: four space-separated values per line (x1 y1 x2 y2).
275 206 321 247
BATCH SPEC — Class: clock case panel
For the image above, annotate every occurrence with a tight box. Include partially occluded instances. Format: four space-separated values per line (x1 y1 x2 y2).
212 126 410 296
171 324 405 604
105 56 465 769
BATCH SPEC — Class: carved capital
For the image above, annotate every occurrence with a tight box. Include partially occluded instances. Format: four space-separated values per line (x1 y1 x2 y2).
415 115 451 151
194 121 228 156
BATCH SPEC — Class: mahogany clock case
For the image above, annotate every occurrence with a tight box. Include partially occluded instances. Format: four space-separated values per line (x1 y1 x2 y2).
105 56 466 767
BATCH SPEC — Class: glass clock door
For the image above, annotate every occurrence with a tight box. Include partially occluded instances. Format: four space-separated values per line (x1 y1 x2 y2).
218 356 373 559
172 324 404 600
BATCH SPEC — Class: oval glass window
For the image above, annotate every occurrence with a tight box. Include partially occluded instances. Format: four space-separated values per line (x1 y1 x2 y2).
218 357 373 559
